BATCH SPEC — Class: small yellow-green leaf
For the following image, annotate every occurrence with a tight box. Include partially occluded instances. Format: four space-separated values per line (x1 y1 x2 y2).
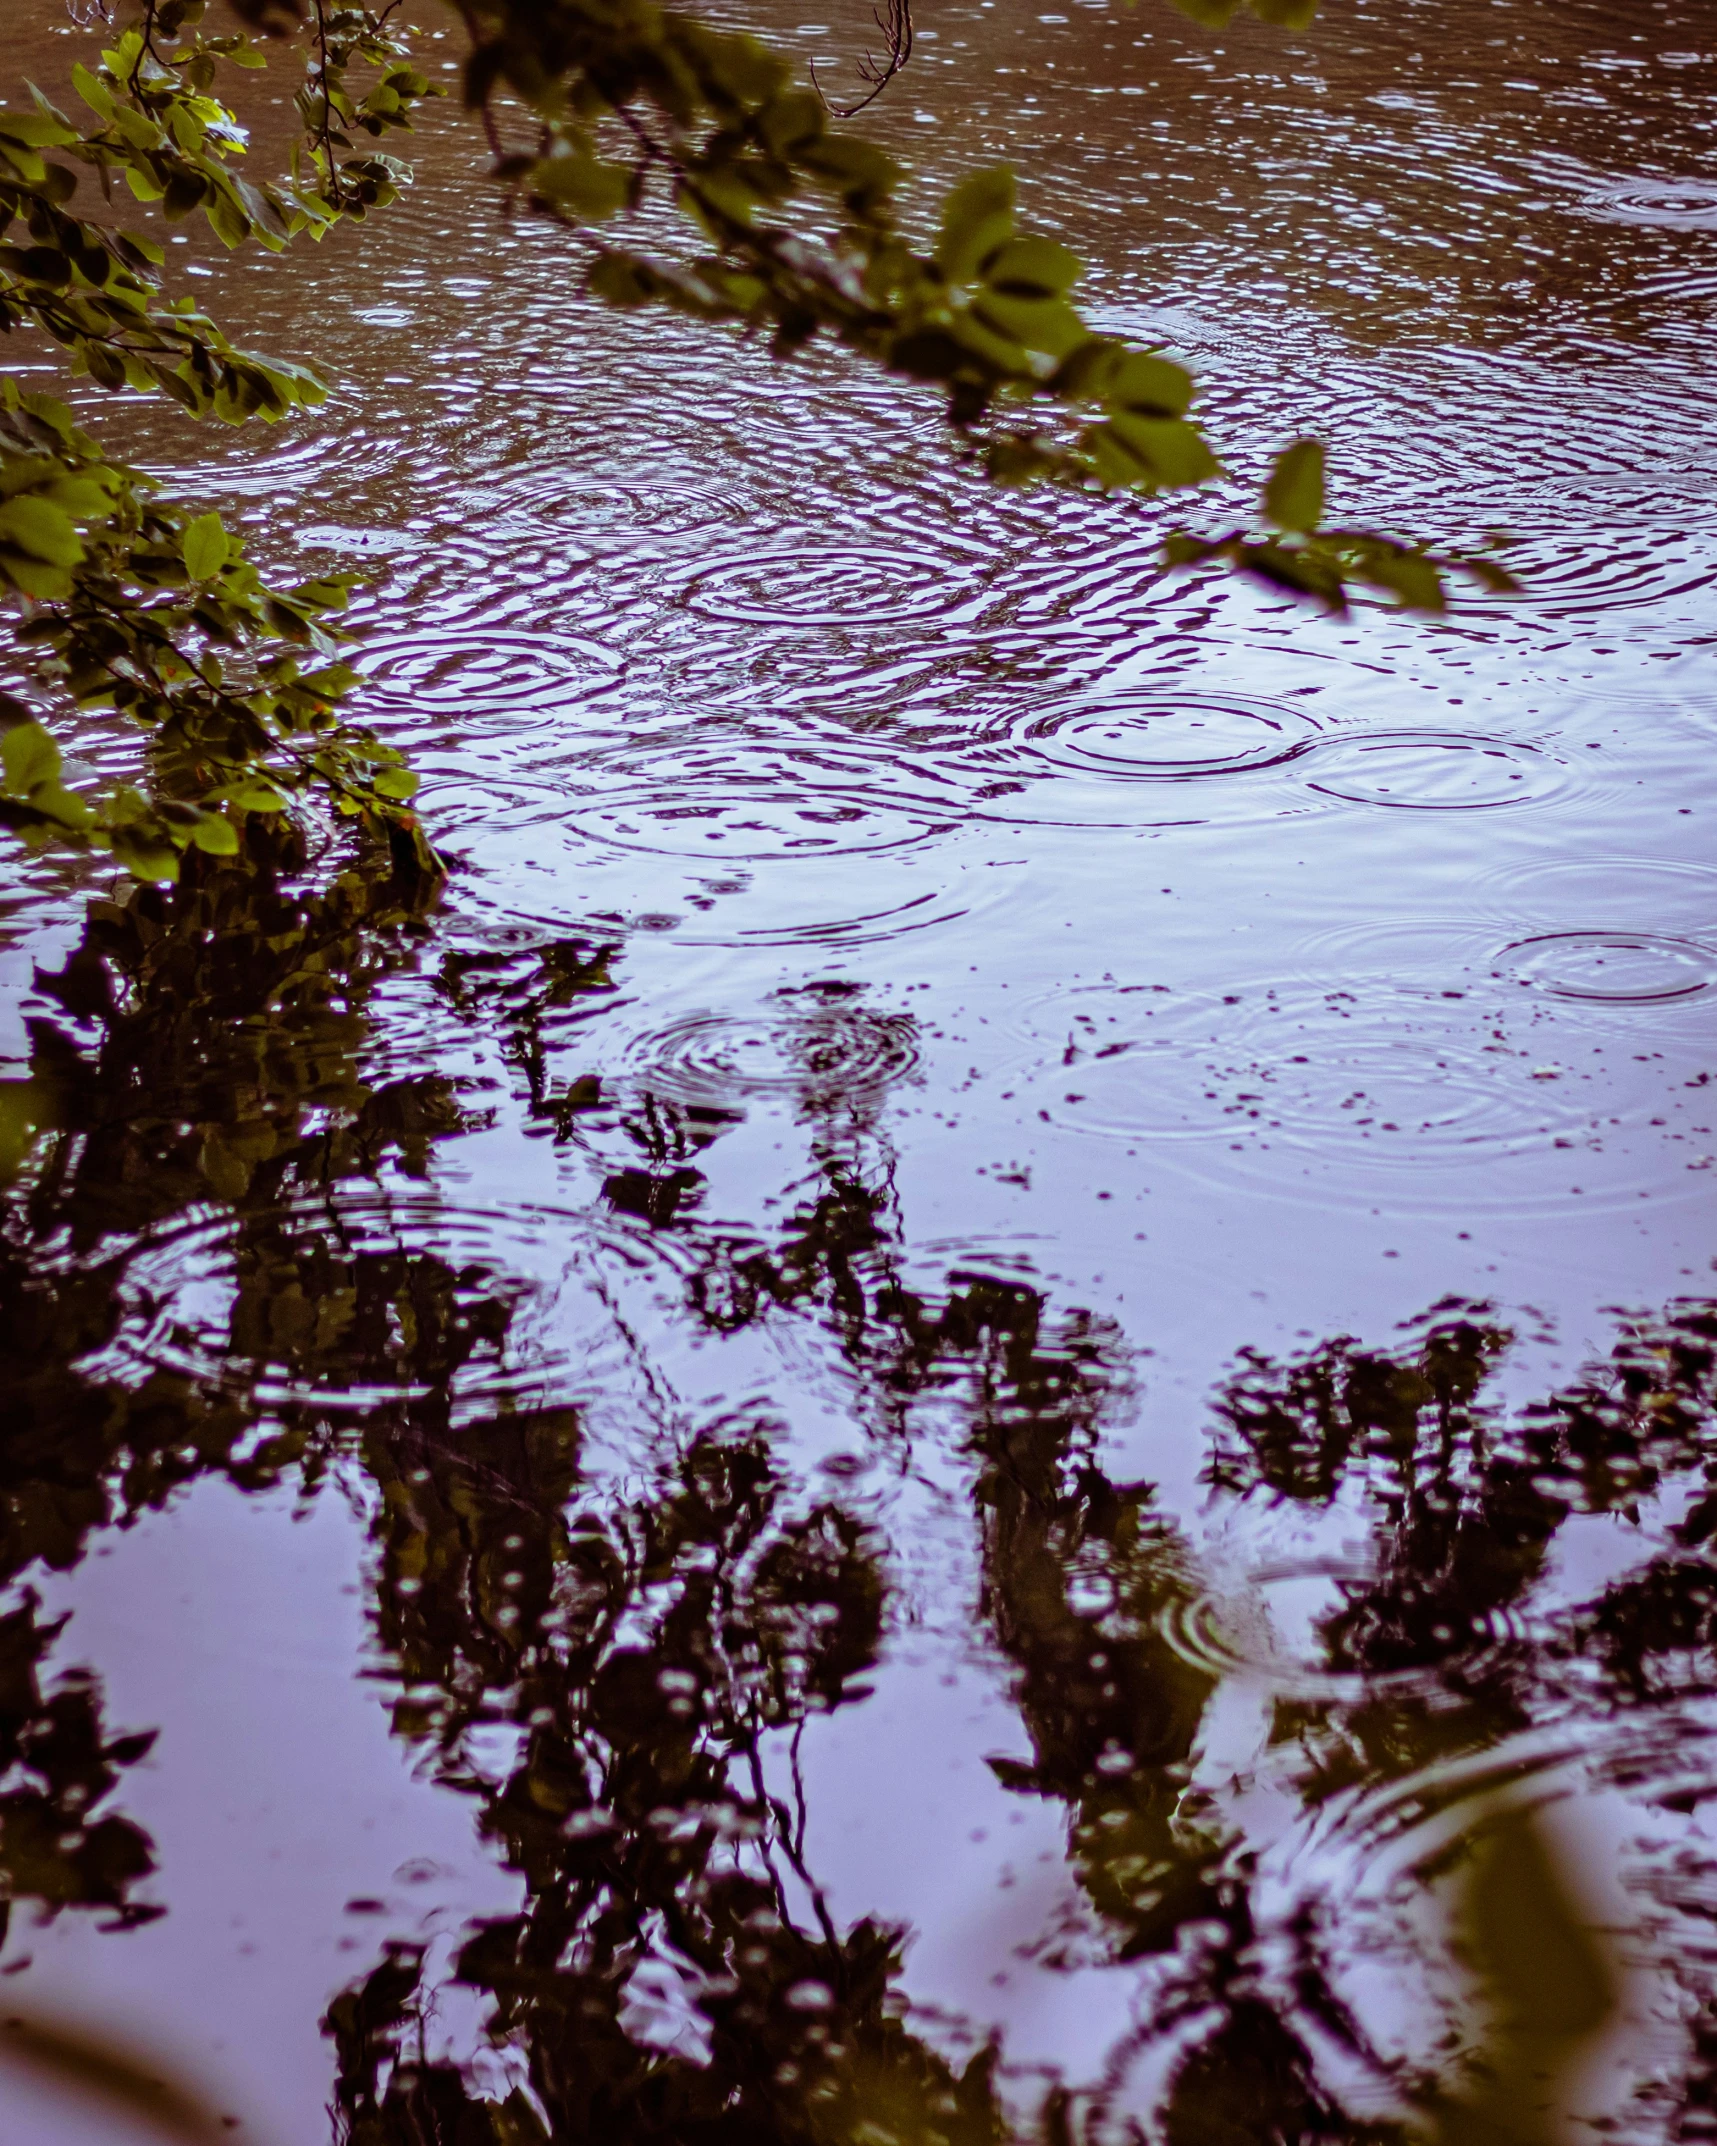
1264 437 1325 534
186 812 240 855
0 494 83 568
1091 413 1221 489
108 822 181 882
1107 351 1194 417
1249 0 1318 26
226 780 289 813
972 292 1085 361
1365 550 1445 612
531 147 632 221
71 63 115 121
936 167 1015 287
0 550 75 600
182 513 230 582
984 235 1081 298
0 109 79 149
32 780 92 830
1 720 60 796
0 1078 46 1182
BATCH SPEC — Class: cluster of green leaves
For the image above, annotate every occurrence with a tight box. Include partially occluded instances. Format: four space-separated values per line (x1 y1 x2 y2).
1167 434 1517 614
462 0 1507 611
0 0 1515 894
0 0 439 884
0 381 433 880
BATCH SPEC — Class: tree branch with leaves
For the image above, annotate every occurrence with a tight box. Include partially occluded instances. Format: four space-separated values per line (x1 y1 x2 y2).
0 0 1514 898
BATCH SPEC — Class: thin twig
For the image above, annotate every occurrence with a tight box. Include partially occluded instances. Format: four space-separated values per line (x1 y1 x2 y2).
811 0 914 120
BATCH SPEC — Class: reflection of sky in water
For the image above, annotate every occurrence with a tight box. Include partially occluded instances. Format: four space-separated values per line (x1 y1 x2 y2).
6 0 1717 2135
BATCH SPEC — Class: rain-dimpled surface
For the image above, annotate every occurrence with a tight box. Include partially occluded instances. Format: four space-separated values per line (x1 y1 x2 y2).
5 0 1717 2139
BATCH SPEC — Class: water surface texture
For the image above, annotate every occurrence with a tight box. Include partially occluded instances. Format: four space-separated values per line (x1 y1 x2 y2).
4 0 1717 2139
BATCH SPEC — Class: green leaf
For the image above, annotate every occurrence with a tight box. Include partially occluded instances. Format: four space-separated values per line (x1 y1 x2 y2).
798 134 900 202
0 1078 43 1181
71 64 114 120
0 139 47 185
1 721 60 796
587 253 659 309
181 513 231 582
1107 351 1194 418
1163 531 1221 567
0 494 83 569
1364 550 1445 612
531 147 632 221
1264 438 1325 533
1237 540 1346 609
756 89 824 159
31 780 92 831
984 236 1081 299
1087 414 1220 490
1464 555 1521 596
372 766 419 801
936 167 1015 287
186 812 240 855
108 823 181 882
0 109 79 149
972 292 1085 361
0 551 75 600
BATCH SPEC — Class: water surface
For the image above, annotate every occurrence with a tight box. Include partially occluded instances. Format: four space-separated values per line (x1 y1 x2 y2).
3 0 1717 2138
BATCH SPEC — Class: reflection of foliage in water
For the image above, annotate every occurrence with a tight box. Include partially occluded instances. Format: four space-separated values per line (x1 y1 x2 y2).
1214 1301 1717 1798
0 828 464 1936
6 853 1717 2139
324 1245 1717 2140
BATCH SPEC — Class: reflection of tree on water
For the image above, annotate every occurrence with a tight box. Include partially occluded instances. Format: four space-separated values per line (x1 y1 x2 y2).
0 831 480 1938
6 847 1717 2139
327 1227 1717 2138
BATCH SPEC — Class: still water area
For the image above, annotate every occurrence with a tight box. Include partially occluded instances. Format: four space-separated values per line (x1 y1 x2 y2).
3 0 1717 2137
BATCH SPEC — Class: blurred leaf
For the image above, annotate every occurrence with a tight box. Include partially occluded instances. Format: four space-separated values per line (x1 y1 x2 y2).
1108 350 1195 417
1264 437 1325 533
0 1077 44 1181
1430 1804 1617 2146
1 720 60 795
0 494 83 569
936 166 1015 286
984 235 1080 298
186 812 240 856
1366 549 1446 612
0 2010 230 2143
531 146 632 220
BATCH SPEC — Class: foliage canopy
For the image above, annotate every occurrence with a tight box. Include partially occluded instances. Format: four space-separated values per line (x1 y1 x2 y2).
0 0 1515 896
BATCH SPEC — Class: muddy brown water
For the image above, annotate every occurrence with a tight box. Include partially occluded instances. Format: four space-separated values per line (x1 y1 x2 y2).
3 0 1717 2139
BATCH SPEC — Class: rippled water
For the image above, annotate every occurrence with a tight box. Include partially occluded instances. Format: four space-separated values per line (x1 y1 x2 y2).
4 0 1717 2139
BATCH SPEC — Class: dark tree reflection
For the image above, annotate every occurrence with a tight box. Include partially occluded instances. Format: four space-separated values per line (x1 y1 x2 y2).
5 844 1717 2139
0 831 485 1938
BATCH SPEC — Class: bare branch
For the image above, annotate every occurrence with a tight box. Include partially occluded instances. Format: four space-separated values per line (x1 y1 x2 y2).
811 0 913 120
